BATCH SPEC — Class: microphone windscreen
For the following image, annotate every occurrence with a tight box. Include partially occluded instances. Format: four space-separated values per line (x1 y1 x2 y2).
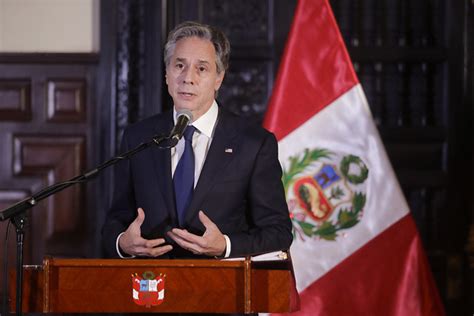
176 109 193 123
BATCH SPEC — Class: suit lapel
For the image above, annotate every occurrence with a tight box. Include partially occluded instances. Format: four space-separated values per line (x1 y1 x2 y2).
184 109 238 223
150 112 177 224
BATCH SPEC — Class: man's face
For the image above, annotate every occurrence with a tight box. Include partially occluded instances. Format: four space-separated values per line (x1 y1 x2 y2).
166 36 225 120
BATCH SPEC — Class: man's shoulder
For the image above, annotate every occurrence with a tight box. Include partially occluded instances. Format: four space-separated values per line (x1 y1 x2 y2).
124 110 173 138
219 107 272 139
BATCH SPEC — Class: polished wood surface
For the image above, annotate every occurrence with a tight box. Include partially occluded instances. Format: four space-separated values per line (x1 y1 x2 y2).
10 257 299 313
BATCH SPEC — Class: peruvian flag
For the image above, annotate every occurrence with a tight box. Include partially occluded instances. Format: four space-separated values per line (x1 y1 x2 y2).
263 0 445 315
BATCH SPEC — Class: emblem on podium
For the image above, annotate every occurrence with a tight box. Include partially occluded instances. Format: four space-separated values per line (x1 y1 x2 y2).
132 271 166 307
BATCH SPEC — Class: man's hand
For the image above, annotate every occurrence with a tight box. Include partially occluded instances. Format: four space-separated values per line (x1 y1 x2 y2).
167 211 226 257
119 208 173 257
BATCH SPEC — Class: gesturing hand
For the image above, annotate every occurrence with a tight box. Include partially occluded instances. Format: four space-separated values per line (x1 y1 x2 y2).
167 211 226 257
118 208 173 257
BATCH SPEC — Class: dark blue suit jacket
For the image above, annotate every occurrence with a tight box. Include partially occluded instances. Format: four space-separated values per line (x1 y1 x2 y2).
102 107 292 258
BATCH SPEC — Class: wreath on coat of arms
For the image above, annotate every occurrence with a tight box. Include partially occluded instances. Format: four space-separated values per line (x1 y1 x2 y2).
283 148 369 241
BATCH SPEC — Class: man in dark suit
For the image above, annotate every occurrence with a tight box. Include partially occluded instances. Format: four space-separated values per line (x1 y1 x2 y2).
102 21 292 259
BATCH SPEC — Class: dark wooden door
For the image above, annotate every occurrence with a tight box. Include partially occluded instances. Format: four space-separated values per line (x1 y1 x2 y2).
0 55 99 303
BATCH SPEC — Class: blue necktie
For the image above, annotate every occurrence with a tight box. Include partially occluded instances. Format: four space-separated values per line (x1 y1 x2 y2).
173 126 196 225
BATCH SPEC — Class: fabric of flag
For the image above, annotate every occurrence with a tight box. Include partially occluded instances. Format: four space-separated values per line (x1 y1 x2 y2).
263 0 445 315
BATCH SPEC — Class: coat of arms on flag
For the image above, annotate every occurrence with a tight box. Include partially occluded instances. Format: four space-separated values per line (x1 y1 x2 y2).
284 148 368 241
131 271 165 308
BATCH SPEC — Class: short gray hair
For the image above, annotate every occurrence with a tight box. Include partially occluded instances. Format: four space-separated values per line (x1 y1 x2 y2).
164 21 230 74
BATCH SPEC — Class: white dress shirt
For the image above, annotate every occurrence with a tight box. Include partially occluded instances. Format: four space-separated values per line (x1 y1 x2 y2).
171 101 218 185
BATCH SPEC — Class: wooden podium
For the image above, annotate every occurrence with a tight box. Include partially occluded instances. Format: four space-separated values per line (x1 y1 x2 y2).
10 256 299 314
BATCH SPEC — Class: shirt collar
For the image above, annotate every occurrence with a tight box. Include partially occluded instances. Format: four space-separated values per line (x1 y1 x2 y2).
173 100 218 138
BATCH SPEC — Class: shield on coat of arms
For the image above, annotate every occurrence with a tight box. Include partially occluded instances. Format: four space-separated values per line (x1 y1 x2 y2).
293 164 345 222
132 271 165 307
293 176 333 221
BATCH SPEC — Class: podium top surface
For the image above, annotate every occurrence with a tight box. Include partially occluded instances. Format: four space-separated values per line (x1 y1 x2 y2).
42 257 248 268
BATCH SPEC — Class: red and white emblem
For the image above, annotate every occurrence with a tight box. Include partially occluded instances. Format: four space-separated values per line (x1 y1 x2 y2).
132 271 165 307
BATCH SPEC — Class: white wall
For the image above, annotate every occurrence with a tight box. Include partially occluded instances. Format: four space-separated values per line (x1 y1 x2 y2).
0 0 100 52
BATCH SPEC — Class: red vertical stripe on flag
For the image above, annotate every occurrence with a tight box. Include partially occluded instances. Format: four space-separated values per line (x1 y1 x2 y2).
273 216 444 316
263 0 358 141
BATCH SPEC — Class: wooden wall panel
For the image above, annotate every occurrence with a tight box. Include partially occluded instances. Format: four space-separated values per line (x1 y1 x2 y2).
0 79 32 121
47 79 86 122
12 135 86 240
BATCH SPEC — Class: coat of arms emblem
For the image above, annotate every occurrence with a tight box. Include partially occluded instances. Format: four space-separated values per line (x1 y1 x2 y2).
132 271 166 307
283 148 369 241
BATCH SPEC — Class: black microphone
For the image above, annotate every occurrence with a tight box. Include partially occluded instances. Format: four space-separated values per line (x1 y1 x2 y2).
169 109 193 145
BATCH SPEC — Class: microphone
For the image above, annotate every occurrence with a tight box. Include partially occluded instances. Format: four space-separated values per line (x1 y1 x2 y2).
169 109 193 145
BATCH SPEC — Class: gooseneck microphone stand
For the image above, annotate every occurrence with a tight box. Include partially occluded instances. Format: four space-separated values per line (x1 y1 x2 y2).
0 134 172 316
